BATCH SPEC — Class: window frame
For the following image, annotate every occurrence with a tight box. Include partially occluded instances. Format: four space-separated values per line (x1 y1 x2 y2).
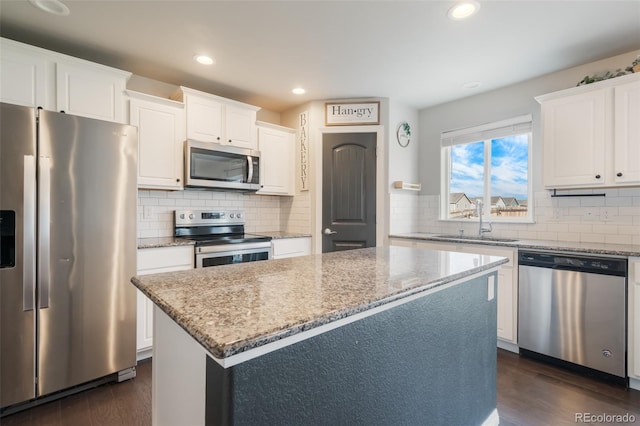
440 115 534 224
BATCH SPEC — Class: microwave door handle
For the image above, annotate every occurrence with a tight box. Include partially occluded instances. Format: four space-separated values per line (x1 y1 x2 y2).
247 155 254 183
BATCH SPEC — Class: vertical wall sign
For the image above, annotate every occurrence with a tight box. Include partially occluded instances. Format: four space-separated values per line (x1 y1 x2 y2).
299 111 309 191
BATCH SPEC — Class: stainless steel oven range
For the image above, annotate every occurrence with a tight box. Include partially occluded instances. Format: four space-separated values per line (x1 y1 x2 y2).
174 210 271 268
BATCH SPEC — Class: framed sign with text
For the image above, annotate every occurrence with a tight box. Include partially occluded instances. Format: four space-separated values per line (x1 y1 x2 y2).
325 101 380 126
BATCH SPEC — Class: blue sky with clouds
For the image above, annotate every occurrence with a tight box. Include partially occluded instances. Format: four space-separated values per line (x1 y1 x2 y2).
450 135 528 200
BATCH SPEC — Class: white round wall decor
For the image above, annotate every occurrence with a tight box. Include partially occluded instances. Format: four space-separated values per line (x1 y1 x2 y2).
396 122 411 147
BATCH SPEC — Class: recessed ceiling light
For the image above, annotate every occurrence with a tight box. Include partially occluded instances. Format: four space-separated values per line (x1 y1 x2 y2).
194 55 215 65
292 87 306 95
29 0 70 16
461 81 482 89
447 1 480 20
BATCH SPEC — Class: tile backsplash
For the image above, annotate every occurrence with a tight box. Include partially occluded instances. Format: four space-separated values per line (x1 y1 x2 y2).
137 190 282 238
394 187 640 246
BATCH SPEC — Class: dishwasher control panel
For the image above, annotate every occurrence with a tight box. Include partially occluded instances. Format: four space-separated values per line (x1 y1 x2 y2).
518 251 627 277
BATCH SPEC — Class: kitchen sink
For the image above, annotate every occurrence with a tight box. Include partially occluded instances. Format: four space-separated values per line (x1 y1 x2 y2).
433 234 519 243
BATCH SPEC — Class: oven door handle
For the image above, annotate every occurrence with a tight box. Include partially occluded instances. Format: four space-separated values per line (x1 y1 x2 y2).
247 155 254 184
197 241 271 255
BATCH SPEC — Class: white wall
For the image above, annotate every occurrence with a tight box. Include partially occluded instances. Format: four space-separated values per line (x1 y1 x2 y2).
281 98 393 251
414 49 640 245
419 49 640 194
388 99 420 234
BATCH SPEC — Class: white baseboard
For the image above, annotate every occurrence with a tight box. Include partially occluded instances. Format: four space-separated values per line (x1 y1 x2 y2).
497 339 519 353
136 347 152 362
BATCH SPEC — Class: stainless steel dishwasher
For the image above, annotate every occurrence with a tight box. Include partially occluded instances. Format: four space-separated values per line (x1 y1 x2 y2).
518 250 627 378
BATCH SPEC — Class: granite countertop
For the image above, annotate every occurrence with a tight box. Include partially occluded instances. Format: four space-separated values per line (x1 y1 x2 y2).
137 233 310 249
131 246 507 359
137 237 195 249
256 231 311 239
389 233 640 257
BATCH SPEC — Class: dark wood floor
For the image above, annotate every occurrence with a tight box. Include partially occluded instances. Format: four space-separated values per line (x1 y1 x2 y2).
497 350 640 426
2 350 640 425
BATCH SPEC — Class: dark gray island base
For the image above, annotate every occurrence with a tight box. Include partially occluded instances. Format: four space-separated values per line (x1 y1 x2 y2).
133 247 507 426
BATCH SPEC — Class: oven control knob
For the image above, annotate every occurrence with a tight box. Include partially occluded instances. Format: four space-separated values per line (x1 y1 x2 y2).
189 214 195 219
179 214 185 219
230 213 235 218
237 213 242 218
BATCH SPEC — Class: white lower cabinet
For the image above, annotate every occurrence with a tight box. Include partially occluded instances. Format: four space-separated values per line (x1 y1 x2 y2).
272 237 311 259
389 238 518 350
136 246 193 360
629 257 640 390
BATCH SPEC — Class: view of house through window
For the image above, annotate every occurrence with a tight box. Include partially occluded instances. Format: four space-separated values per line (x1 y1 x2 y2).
442 115 532 222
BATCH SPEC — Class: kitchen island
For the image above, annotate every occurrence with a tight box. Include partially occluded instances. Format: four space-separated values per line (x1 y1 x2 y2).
132 246 508 426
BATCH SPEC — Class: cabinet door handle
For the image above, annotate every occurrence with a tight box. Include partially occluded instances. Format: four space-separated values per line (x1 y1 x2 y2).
176 178 181 182
616 172 623 177
595 174 601 179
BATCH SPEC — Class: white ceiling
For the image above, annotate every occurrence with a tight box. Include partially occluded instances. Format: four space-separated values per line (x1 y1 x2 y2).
1 1 639 113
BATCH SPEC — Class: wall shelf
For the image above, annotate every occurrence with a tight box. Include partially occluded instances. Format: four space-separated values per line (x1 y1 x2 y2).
393 181 421 191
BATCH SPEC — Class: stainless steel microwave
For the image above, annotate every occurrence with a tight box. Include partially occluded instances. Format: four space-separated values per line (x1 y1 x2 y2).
184 140 261 191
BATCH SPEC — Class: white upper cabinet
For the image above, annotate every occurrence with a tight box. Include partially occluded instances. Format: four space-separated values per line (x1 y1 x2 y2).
183 91 223 143
174 86 260 150
537 73 640 189
614 79 640 185
257 121 296 196
56 59 130 123
0 38 53 109
128 91 185 190
540 89 607 188
0 38 130 123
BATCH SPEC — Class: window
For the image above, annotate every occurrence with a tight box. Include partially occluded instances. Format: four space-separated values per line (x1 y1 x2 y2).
441 114 532 222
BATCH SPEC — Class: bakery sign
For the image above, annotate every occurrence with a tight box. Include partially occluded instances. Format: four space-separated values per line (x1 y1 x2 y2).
325 101 380 126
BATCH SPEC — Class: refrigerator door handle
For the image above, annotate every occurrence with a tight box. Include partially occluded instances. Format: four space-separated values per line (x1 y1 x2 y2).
38 156 51 309
23 155 36 311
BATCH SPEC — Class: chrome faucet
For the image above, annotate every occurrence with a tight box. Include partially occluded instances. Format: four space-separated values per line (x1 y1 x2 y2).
476 200 492 237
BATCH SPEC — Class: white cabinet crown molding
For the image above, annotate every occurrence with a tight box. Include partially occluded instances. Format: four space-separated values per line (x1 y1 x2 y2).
126 89 185 108
1 38 132 81
256 120 296 133
172 86 260 111
535 72 640 103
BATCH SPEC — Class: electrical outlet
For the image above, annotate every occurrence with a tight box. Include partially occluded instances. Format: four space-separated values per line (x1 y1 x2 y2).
487 276 495 301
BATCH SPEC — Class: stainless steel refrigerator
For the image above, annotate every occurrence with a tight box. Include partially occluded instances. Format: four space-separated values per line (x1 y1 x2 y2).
0 102 138 411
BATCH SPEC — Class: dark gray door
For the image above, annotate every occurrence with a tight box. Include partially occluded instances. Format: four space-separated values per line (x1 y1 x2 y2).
322 133 376 253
